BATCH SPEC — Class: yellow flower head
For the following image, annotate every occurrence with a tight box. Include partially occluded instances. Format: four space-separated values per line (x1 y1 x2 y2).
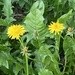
48 22 65 35
7 24 25 39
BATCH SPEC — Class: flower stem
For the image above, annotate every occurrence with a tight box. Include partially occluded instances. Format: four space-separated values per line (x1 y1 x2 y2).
55 35 60 59
63 55 67 74
19 38 24 48
25 53 29 75
19 38 29 75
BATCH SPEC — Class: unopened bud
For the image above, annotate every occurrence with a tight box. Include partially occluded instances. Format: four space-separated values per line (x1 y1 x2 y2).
68 27 72 32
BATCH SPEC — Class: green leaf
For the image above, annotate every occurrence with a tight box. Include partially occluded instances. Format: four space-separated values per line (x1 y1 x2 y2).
34 50 43 72
63 36 71 50
68 0 75 10
2 0 15 25
0 45 15 69
0 19 6 26
63 36 75 74
38 68 53 75
24 1 48 42
0 45 23 75
3 0 13 17
38 44 62 75
18 0 25 8
63 36 75 55
13 62 23 75
54 0 62 7
0 18 12 26
57 9 73 24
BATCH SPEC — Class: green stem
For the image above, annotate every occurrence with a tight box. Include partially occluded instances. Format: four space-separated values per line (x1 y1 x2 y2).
19 38 29 75
25 53 29 75
63 55 67 74
27 56 36 61
59 34 64 40
55 34 60 51
19 38 24 48
55 35 60 59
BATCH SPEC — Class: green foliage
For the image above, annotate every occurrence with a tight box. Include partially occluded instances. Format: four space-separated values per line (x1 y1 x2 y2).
63 36 75 75
24 0 48 45
57 9 73 24
11 0 36 11
0 0 75 75
38 68 53 75
0 0 15 26
0 45 12 69
13 62 23 75
68 0 75 10
38 44 62 75
0 45 14 74
3 0 13 18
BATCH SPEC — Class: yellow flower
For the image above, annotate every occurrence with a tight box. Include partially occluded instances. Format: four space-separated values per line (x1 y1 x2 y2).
48 22 65 34
7 24 25 39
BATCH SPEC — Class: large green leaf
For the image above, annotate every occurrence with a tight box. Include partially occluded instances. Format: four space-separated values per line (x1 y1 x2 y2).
57 9 73 24
38 68 53 75
24 1 48 43
38 44 62 75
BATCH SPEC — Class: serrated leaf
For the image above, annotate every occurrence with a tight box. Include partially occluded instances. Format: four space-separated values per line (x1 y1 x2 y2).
2 0 15 25
57 9 73 24
38 44 62 75
3 0 13 17
0 45 15 69
38 68 53 75
24 1 48 42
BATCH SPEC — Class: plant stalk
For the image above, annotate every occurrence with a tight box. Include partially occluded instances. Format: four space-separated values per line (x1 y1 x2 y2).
19 38 29 75
25 53 29 75
63 55 67 74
